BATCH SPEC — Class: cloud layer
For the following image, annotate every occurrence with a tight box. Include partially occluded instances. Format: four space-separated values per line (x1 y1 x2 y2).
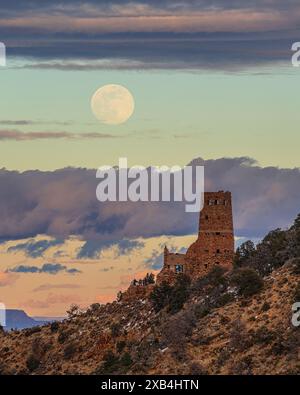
0 271 18 287
1 1 298 70
8 239 63 258
8 263 81 275
0 157 299 242
0 130 118 141
77 239 144 259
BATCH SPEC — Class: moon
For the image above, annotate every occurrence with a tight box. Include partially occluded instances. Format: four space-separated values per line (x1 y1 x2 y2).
91 84 135 125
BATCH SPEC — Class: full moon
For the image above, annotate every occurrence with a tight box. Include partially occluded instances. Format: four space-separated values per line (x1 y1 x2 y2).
91 84 135 125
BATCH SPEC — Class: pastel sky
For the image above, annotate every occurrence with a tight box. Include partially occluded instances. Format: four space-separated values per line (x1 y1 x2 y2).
0 234 195 316
1 0 300 316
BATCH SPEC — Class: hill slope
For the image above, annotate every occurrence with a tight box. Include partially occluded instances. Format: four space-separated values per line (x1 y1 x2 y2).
0 260 299 375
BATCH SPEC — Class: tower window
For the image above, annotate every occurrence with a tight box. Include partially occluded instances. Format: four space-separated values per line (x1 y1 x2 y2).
175 264 184 273
216 249 220 253
216 232 221 235
204 264 208 269
205 215 209 220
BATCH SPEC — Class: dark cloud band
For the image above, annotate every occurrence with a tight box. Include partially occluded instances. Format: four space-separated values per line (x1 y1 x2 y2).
0 130 118 141
0 1 299 70
7 263 81 275
0 157 299 242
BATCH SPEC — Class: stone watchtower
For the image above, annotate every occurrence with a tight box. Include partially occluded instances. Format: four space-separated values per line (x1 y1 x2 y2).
157 191 234 283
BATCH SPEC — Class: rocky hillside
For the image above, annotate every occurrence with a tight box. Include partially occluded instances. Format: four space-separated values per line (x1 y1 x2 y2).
1 215 300 375
0 259 299 375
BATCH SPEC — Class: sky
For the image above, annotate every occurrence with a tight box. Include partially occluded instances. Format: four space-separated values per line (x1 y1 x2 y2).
1 0 300 316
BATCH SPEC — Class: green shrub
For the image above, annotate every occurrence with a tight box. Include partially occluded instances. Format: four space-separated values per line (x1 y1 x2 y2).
89 303 101 313
229 320 250 351
150 275 190 314
143 273 155 285
167 275 191 314
58 329 69 344
110 322 121 337
150 281 173 313
119 352 133 369
229 358 253 375
292 258 300 275
252 326 275 345
188 362 208 375
194 303 210 319
234 240 256 268
50 321 59 333
215 292 234 307
216 348 231 368
271 331 299 356
117 291 123 302
132 273 155 286
162 309 196 360
64 342 77 360
207 266 228 287
234 228 290 276
294 282 300 302
31 337 49 357
231 268 264 297
116 340 126 353
192 266 227 292
99 351 119 374
289 214 300 258
96 350 133 374
0 362 11 375
24 326 41 337
66 304 81 319
26 354 40 372
261 302 271 312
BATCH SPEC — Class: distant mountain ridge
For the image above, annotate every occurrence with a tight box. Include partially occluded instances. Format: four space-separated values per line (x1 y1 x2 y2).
2 309 58 330
33 316 65 322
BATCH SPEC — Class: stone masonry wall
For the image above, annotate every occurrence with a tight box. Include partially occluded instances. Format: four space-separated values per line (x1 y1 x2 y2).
157 191 234 284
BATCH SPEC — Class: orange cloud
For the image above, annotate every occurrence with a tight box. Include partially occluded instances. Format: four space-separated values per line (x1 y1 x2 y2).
23 293 82 309
0 272 19 287
96 293 117 304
